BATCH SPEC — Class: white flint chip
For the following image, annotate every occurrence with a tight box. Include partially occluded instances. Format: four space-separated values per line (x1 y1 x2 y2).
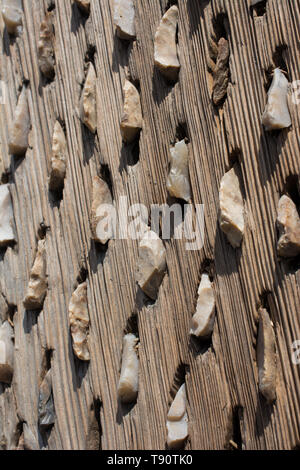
69 282 90 361
2 0 23 35
167 384 188 449
154 6 180 81
257 308 277 403
118 333 139 403
49 121 67 191
80 63 97 134
114 0 136 40
262 68 291 131
190 274 215 338
277 195 300 258
91 176 114 244
219 168 244 248
0 185 15 247
9 87 30 156
167 140 191 202
136 230 166 300
120 80 142 143
23 239 47 310
0 321 14 384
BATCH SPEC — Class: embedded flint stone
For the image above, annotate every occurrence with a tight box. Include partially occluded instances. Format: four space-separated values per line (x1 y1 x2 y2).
91 176 113 245
190 274 215 338
167 384 188 450
154 6 180 82
136 230 166 300
69 282 90 361
120 80 142 143
277 195 300 258
166 140 191 202
118 333 139 404
74 0 90 13
8 87 30 156
212 38 230 106
0 184 15 247
1 0 23 35
80 63 97 134
38 12 55 80
219 167 244 248
262 68 292 131
0 321 14 384
49 121 67 192
257 308 277 403
114 0 136 40
38 369 55 429
23 240 47 310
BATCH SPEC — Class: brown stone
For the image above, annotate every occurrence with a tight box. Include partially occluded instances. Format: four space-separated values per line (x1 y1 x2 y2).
212 38 230 106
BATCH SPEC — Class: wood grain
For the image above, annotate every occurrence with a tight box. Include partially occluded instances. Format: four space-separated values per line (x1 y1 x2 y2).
0 0 299 450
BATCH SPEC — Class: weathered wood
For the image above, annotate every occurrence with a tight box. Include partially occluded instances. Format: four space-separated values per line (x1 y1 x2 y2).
0 0 299 450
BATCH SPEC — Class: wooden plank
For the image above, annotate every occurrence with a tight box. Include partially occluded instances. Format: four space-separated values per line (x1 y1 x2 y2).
0 0 299 450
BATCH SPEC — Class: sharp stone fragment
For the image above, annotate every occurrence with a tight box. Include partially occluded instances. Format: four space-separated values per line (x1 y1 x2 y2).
136 229 166 300
23 239 48 310
257 308 277 403
154 6 180 82
69 282 90 361
277 195 300 258
114 0 136 40
167 384 188 450
120 80 142 143
91 176 113 244
212 38 230 106
8 87 30 156
1 0 23 35
219 167 244 248
118 333 139 404
38 12 55 80
0 321 14 384
166 140 191 202
262 68 292 131
190 274 215 338
49 121 67 192
80 63 97 134
0 184 15 247
38 369 56 430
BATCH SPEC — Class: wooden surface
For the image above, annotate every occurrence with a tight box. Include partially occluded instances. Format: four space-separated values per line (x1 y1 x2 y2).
0 0 299 450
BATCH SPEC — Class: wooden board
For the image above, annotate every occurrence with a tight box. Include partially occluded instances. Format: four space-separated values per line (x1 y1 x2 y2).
0 0 299 450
